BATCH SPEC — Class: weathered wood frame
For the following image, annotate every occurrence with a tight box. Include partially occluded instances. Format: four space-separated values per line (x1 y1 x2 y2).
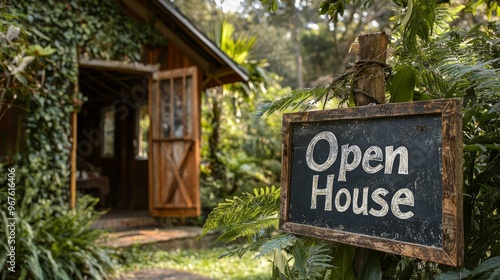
280 99 463 266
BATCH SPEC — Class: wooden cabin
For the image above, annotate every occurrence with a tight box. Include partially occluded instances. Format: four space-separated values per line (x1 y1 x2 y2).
1 0 247 220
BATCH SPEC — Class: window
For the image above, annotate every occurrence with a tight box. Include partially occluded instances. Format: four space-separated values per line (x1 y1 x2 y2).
135 103 149 159
159 76 193 138
101 107 115 157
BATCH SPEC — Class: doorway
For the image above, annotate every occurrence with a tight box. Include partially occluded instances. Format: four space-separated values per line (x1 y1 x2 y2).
77 66 152 211
75 61 201 218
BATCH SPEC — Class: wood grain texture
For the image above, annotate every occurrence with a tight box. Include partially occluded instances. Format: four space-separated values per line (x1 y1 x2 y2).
149 67 201 217
354 33 388 105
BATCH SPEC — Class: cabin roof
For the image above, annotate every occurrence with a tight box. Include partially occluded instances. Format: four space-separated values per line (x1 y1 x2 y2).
79 0 248 90
119 0 248 89
155 0 248 84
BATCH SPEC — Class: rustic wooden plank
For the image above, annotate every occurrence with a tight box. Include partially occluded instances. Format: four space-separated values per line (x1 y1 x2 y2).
163 141 194 204
279 119 291 228
164 148 193 208
282 222 457 266
440 98 464 266
191 68 201 215
151 207 199 217
283 100 452 124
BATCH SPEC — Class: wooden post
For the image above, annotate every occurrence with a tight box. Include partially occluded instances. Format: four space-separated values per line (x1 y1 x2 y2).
353 32 388 106
352 32 388 272
70 111 77 209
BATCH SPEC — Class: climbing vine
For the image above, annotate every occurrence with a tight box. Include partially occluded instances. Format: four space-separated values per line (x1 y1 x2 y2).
6 0 166 202
1 1 165 278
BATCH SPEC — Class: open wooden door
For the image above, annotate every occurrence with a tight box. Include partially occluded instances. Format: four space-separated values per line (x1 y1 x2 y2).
149 67 200 217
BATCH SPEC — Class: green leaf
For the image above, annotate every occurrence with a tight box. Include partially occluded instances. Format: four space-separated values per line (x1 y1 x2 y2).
330 244 355 280
358 250 382 280
436 269 472 280
257 234 297 258
388 66 415 103
271 0 278 12
485 268 500 280
471 256 500 277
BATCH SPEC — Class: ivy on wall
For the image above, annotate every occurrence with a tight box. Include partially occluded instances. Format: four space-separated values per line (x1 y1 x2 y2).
7 0 165 203
1 1 166 278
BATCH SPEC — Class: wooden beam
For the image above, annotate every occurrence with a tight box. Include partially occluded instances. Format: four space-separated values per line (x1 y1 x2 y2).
79 58 159 74
80 71 122 97
98 70 133 92
79 81 109 98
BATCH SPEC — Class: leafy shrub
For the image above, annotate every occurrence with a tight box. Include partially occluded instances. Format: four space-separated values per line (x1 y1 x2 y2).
0 194 114 279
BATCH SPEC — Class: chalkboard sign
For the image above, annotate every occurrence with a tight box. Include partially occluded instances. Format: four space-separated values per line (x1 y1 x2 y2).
280 99 463 266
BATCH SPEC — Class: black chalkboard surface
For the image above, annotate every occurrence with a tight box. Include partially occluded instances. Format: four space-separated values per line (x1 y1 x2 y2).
280 99 463 266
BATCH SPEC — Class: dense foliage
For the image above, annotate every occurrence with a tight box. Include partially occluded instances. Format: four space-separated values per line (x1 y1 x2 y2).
199 20 285 212
0 1 165 278
201 0 500 279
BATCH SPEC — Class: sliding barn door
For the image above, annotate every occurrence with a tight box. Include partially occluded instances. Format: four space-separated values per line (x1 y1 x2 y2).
149 67 200 217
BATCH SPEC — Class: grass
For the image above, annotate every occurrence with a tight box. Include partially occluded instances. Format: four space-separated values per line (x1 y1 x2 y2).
115 245 272 280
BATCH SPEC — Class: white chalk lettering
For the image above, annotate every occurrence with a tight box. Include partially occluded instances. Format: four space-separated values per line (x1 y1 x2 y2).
305 131 409 178
391 188 414 219
310 174 334 211
335 188 351 212
352 187 369 215
369 188 389 217
385 146 409 175
362 146 384 173
338 144 362 181
306 131 338 172
304 131 414 220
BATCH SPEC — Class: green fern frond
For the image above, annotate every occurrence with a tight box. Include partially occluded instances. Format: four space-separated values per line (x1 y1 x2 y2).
198 186 280 242
272 250 293 280
257 234 298 258
438 58 500 97
292 240 333 280
270 238 334 280
417 66 451 96
217 216 279 243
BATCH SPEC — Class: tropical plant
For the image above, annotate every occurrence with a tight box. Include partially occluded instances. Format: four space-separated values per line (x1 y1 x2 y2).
0 9 55 121
201 0 500 279
0 195 114 280
200 21 284 211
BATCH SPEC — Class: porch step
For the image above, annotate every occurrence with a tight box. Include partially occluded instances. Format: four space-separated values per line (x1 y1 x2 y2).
92 215 158 231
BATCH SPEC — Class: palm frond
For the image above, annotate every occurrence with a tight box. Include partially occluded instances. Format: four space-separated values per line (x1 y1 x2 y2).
256 86 329 117
256 67 356 117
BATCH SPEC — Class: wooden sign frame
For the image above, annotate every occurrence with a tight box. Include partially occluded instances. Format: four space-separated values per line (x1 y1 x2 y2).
280 99 463 266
